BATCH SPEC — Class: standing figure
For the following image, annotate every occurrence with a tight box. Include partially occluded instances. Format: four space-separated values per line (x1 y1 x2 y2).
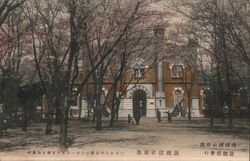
134 109 141 125
156 109 161 122
168 111 172 122
128 114 131 124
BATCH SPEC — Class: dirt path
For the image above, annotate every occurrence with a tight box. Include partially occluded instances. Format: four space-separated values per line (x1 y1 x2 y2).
0 118 249 161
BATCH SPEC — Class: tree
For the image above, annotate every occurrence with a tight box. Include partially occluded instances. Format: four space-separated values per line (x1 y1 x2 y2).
0 1 30 118
24 0 68 135
168 0 250 127
23 0 87 149
81 0 157 130
17 83 43 131
0 0 25 27
23 0 158 148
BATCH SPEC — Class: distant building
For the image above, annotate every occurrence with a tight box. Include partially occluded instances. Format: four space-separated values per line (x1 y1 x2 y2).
79 27 205 118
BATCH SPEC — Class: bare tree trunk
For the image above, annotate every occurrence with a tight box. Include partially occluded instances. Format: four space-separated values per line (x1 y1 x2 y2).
40 102 44 122
96 104 102 130
210 76 218 126
59 96 69 150
45 98 54 135
109 85 117 127
92 109 96 123
78 97 82 120
228 97 233 128
45 116 53 135
187 90 192 121
22 105 28 131
223 30 233 128
210 92 214 126
226 84 233 128
225 64 233 128
109 104 115 127
55 97 61 124
188 101 191 121
216 68 226 124
115 102 120 122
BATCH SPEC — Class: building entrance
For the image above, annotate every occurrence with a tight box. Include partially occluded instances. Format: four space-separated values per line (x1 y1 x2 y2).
133 90 147 116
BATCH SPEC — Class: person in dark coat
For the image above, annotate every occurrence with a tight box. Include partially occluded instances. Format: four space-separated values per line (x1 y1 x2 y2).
168 111 172 122
156 109 161 122
128 114 131 124
134 109 141 125
0 113 9 135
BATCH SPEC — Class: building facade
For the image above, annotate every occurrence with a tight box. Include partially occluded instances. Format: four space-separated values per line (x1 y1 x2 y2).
78 28 205 118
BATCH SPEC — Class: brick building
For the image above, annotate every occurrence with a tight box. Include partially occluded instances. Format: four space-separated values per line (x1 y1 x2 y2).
78 28 205 118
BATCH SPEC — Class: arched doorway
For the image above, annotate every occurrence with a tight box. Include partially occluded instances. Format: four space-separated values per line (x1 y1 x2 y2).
133 90 147 116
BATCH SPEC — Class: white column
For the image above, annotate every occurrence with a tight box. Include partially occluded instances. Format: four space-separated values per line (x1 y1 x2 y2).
154 27 166 110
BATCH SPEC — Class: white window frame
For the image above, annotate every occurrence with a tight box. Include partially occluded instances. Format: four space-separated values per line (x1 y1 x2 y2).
171 64 183 78
134 67 145 78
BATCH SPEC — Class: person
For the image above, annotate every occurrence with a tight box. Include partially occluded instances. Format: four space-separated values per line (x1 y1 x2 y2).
0 113 8 134
156 109 161 122
128 114 131 124
167 111 172 122
134 109 141 125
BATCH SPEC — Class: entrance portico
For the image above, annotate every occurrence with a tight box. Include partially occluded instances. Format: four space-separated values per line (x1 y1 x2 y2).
133 89 147 117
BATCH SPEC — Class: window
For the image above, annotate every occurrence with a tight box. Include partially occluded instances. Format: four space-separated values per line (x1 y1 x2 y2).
171 64 183 78
174 89 183 107
132 58 146 79
134 68 145 78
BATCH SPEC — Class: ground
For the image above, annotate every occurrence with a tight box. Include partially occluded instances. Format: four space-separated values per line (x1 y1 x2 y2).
0 117 249 161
